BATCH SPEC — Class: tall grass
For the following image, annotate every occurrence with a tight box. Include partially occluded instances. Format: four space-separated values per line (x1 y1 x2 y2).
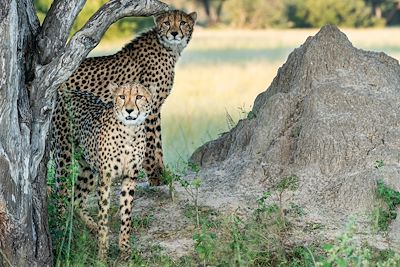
91 28 400 164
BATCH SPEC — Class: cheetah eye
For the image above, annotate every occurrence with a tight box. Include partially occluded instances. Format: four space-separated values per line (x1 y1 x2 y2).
163 21 170 26
180 21 187 26
119 95 125 100
137 95 143 100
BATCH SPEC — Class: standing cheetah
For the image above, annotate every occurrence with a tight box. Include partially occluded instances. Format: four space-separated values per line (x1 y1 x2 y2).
58 82 153 260
52 10 197 189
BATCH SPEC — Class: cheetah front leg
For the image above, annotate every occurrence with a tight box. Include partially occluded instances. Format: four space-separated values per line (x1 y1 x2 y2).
143 112 164 186
74 166 98 233
97 170 112 261
118 170 138 259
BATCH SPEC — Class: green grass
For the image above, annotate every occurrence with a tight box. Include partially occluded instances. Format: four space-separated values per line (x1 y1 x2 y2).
48 161 400 266
374 180 400 232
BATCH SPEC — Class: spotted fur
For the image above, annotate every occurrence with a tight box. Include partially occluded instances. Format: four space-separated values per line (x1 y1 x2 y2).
58 82 152 260
52 10 197 188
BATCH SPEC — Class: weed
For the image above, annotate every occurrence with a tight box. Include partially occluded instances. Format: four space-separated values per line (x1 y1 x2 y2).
183 205 220 229
47 149 82 267
256 175 299 229
177 163 203 228
161 167 180 202
225 109 236 130
238 104 256 120
315 219 400 266
316 220 370 266
289 202 305 217
375 160 385 169
131 214 154 232
374 179 400 231
193 226 217 267
180 177 202 228
291 126 302 138
275 175 299 228
137 169 147 182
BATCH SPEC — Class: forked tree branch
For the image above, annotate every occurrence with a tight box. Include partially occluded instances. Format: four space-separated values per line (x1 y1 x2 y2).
29 0 169 178
36 0 87 65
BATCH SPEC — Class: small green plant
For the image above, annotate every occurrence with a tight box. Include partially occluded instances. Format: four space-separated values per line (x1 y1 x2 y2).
374 180 400 231
161 167 180 202
193 226 217 267
256 191 272 214
375 160 385 169
316 219 400 266
229 212 248 266
225 109 236 130
137 169 147 182
131 214 154 232
289 202 305 217
238 105 256 120
274 175 300 229
184 205 220 229
291 126 302 138
255 175 300 232
48 148 84 267
180 177 202 228
316 220 372 266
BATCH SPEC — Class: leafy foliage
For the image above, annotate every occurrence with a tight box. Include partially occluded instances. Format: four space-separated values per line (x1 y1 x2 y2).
317 221 372 266
35 0 400 32
224 0 292 28
375 179 400 231
288 0 385 28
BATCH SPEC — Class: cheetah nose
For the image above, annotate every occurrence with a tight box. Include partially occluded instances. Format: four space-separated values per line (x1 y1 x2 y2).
126 109 134 114
171 32 178 37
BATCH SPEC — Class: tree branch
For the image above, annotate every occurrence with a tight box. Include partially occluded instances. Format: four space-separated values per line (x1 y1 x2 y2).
36 0 86 65
60 0 169 83
29 0 169 179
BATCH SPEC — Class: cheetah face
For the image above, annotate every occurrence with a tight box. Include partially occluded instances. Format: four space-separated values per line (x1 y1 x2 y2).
154 10 197 51
108 82 153 126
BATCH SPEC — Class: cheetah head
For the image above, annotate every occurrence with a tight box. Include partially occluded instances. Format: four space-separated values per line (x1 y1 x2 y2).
154 10 197 52
108 82 153 126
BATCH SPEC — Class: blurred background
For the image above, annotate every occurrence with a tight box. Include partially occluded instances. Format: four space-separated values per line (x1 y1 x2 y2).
35 0 400 166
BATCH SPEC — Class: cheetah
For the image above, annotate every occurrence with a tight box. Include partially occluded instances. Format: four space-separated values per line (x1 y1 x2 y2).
58 82 152 260
52 10 197 189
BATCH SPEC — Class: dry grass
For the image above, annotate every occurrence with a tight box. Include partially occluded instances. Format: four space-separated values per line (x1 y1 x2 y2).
165 62 278 116
91 28 400 164
161 61 280 163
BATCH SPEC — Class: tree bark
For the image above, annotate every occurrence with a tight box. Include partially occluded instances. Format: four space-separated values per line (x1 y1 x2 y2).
0 0 168 266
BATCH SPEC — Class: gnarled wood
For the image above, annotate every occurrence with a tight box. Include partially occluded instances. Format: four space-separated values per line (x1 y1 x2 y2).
36 0 87 65
29 0 168 180
0 0 168 265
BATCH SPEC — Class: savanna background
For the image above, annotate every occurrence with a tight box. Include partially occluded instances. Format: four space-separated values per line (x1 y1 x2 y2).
36 0 400 167
34 0 400 266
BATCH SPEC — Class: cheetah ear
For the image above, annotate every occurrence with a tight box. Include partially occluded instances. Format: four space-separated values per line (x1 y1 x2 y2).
107 82 119 93
189 12 197 22
153 13 164 25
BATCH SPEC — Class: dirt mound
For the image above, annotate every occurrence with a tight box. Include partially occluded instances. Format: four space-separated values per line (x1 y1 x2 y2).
190 25 400 250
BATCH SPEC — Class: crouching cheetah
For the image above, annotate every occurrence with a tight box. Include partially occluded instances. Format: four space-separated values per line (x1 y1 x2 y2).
53 10 197 189
58 82 152 260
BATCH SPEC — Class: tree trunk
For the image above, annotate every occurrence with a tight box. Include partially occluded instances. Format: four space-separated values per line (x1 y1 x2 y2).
0 0 168 266
215 0 226 23
200 0 212 22
386 1 400 25
0 1 51 266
